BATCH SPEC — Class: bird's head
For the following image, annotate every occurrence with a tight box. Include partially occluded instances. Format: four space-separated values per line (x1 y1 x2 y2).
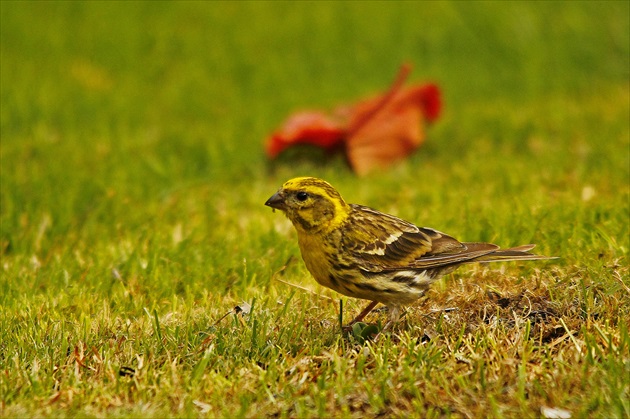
265 177 350 233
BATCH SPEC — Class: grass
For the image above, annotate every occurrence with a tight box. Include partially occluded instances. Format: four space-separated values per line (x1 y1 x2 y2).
1 1 629 417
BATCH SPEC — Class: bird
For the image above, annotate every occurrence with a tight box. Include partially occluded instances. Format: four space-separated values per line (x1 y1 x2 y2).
265 176 554 332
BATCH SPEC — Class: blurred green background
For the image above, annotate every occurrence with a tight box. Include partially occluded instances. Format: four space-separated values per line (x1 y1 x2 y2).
2 0 629 308
3 2 628 222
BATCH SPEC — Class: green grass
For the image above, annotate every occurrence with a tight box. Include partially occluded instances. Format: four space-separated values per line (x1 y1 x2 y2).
1 1 629 417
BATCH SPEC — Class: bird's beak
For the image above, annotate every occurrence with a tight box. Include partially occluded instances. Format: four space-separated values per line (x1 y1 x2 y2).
265 191 286 211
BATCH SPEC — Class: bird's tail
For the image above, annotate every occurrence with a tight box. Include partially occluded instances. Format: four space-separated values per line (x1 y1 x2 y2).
468 244 557 264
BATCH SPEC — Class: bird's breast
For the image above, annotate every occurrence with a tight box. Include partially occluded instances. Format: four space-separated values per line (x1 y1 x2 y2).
297 233 336 288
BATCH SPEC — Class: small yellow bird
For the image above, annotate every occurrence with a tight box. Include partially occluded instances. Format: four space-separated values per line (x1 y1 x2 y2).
265 177 554 330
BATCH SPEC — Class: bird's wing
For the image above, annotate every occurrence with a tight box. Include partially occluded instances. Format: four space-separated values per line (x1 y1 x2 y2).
342 205 478 271
406 241 500 269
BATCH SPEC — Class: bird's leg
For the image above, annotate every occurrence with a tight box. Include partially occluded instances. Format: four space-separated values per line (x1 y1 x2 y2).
341 300 379 332
349 300 379 324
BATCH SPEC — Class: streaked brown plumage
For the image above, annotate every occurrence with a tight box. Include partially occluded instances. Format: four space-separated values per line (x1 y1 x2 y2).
265 177 555 330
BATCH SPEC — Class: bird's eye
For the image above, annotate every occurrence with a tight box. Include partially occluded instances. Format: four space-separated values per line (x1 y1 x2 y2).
296 191 309 201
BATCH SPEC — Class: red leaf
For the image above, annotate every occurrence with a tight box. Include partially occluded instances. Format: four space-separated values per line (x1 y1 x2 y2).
264 64 441 175
344 67 441 175
265 111 345 158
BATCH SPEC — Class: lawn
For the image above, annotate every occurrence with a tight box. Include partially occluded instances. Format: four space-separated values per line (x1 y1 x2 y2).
1 1 629 417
